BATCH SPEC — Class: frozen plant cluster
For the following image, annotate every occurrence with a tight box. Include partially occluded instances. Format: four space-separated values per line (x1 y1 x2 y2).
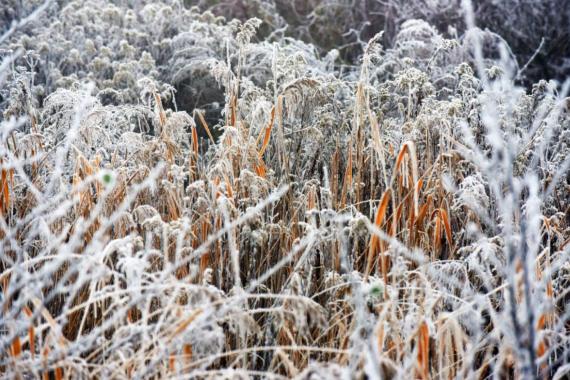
0 0 569 379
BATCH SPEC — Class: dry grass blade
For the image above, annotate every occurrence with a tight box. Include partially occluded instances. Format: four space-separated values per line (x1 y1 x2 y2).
169 308 203 342
433 212 442 255
23 306 35 359
416 202 430 228
257 105 275 157
366 92 388 186
254 161 267 178
184 344 193 362
224 176 234 199
0 164 10 215
230 95 237 127
191 125 199 157
393 142 419 216
395 144 408 174
376 321 385 354
415 178 424 200
154 92 167 127
536 313 548 357
560 237 570 250
340 141 353 209
365 189 391 281
31 298 68 349
407 142 419 217
11 335 22 358
439 208 453 255
417 320 430 380
307 186 316 210
195 110 216 144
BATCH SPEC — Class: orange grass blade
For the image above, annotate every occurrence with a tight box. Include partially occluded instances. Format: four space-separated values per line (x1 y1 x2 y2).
433 211 442 255
257 106 275 157
536 313 549 370
1 168 9 214
254 161 267 178
196 111 215 144
191 125 199 157
230 95 237 127
395 144 408 173
415 178 424 195
417 320 430 380
546 280 553 298
24 306 35 359
170 309 203 341
408 201 416 244
11 336 22 357
417 194 433 227
184 344 192 361
439 209 453 254
365 189 391 280
42 345 50 380
340 142 353 208
395 202 403 230
258 122 274 158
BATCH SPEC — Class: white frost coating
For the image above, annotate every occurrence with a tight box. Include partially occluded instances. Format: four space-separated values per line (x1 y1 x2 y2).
0 0 569 378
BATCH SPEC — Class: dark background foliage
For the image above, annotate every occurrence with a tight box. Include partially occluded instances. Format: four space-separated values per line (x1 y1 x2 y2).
188 0 570 86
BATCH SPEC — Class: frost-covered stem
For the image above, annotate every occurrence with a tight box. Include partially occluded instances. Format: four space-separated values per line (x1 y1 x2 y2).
504 153 537 379
221 196 241 289
519 216 538 378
